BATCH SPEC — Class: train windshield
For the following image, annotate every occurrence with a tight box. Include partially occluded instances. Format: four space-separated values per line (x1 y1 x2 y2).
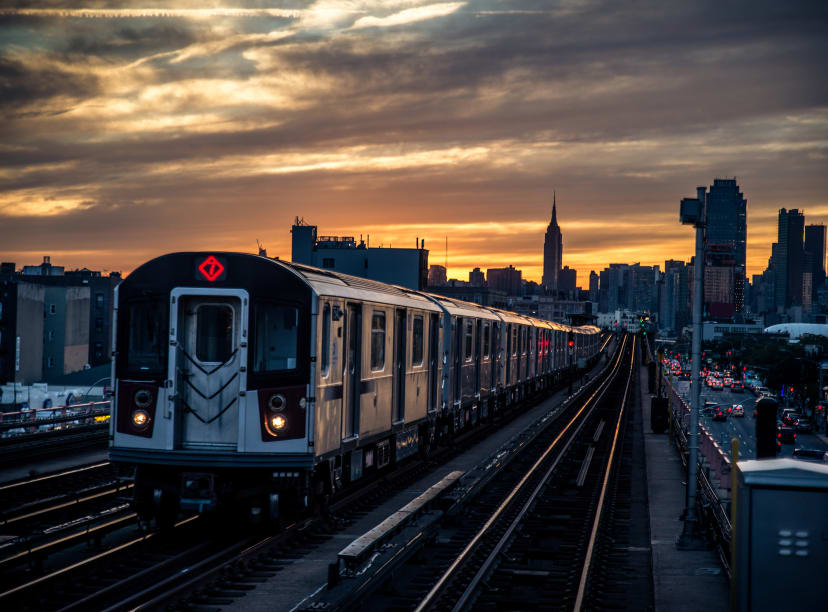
252 302 299 372
126 300 164 373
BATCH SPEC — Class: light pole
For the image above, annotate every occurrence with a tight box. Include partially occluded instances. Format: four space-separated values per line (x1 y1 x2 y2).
678 187 706 548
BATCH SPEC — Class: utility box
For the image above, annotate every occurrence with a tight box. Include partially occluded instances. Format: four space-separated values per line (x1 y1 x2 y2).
650 397 667 433
733 459 828 611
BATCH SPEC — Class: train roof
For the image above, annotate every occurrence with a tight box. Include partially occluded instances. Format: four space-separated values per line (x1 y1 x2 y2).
123 252 600 333
285 261 440 312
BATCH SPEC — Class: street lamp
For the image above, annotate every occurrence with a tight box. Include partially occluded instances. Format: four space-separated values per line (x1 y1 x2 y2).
678 186 706 548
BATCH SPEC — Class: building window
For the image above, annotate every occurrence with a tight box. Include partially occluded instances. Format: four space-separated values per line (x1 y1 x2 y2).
95 317 104 334
321 303 331 376
322 258 335 269
94 342 103 360
49 304 56 314
96 292 104 309
47 330 55 341
412 315 424 366
47 356 55 368
371 311 385 370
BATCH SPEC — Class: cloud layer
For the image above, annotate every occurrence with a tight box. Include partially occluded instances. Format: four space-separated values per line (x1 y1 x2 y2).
1 1 827 284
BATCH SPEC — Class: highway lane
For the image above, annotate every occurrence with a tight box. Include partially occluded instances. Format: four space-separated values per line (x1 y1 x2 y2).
678 386 828 461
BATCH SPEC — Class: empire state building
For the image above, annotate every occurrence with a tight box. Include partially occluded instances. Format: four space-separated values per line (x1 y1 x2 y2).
542 193 562 291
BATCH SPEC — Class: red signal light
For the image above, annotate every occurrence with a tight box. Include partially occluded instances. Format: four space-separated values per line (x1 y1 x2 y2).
198 255 225 282
568 340 575 348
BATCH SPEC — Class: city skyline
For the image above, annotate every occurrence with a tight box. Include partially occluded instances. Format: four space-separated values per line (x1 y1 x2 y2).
2 2 827 282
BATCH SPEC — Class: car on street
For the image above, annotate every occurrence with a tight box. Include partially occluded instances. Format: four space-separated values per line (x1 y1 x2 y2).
731 404 745 417
712 406 728 421
781 410 800 427
778 425 797 444
792 448 828 462
795 418 813 433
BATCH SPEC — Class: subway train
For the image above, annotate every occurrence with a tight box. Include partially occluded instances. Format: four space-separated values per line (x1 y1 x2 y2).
109 252 603 525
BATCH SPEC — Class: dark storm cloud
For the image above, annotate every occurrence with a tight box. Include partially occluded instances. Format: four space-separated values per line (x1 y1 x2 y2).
0 55 100 113
1 0 827 278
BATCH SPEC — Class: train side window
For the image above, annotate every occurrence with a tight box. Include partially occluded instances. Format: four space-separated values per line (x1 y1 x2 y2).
482 322 490 358
464 319 473 361
512 327 517 355
321 303 331 376
253 303 299 372
371 311 386 370
126 300 164 373
412 315 424 366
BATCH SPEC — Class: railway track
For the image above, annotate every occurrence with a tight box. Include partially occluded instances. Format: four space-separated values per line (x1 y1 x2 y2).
315 333 644 612
0 341 616 611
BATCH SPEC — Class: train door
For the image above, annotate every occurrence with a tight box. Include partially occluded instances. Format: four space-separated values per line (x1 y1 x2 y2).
394 309 406 423
474 319 482 394
171 289 247 449
428 313 439 412
505 324 512 384
490 323 498 391
343 303 362 438
454 317 462 408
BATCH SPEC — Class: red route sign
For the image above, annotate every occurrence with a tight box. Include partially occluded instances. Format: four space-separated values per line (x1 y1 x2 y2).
198 255 225 281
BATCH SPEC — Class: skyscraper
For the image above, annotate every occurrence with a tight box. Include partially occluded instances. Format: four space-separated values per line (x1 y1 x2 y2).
542 193 562 292
705 178 747 312
804 224 826 291
774 208 805 308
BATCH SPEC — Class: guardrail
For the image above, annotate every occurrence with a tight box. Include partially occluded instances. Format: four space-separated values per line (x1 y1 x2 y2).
662 373 732 577
0 401 110 434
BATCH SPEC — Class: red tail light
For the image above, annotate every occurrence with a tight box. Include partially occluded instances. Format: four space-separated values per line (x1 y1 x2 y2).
777 432 781 438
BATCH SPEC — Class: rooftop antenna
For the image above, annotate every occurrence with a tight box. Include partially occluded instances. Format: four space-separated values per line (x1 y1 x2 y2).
445 236 448 270
256 239 267 257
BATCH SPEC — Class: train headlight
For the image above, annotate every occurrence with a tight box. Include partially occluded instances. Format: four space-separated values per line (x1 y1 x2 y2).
271 415 287 430
132 409 151 430
134 389 153 409
268 393 286 412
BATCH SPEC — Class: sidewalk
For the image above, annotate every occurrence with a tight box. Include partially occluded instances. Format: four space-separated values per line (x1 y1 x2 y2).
641 364 730 612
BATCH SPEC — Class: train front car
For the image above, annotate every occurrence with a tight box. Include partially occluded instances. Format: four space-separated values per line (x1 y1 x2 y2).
111 252 312 527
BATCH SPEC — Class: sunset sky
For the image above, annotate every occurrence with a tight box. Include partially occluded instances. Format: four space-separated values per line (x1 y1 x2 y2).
2 1 827 285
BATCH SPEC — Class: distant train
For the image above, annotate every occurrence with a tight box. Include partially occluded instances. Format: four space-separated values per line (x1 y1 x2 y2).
109 252 603 525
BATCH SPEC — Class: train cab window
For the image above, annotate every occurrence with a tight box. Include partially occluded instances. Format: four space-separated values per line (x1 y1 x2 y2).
464 319 473 360
482 322 490 358
321 303 331 376
195 304 234 364
126 300 164 373
412 315 424 366
253 303 299 372
371 311 386 370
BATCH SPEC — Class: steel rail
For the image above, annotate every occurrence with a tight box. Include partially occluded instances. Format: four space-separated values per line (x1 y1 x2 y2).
0 461 110 492
2 483 132 526
573 335 637 611
0 514 199 602
414 334 630 612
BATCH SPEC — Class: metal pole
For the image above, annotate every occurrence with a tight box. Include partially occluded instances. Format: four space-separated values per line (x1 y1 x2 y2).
679 208 704 547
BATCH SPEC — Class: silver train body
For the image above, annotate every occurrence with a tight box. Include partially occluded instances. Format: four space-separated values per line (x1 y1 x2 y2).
109 252 602 522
